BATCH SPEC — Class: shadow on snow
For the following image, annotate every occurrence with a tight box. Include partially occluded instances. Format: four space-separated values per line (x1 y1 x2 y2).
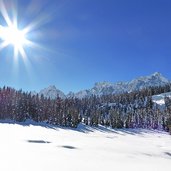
165 152 171 157
27 140 51 144
58 145 78 150
0 119 168 136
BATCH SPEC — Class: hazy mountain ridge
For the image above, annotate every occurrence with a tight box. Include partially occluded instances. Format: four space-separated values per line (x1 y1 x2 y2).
39 72 170 99
39 85 66 99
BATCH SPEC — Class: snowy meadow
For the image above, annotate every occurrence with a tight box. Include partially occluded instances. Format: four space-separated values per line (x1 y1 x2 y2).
0 121 171 171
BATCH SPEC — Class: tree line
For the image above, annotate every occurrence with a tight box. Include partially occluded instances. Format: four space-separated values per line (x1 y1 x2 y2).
0 84 171 131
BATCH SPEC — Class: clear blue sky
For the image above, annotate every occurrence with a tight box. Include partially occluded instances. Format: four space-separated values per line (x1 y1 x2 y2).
0 0 171 93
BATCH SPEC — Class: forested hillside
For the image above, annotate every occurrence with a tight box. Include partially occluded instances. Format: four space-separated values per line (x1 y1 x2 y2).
0 84 171 130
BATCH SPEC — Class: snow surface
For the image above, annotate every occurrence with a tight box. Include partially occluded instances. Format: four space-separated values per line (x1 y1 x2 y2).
152 91 171 106
0 121 171 171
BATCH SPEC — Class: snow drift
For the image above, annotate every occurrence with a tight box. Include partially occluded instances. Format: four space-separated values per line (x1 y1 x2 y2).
0 121 171 171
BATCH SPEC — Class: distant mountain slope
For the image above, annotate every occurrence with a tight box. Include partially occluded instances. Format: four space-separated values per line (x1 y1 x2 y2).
39 85 66 99
39 72 170 99
152 91 171 107
72 72 170 98
128 72 169 92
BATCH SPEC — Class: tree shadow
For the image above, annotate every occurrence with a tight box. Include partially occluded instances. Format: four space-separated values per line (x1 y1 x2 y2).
118 128 169 136
119 129 144 136
140 152 171 159
165 152 171 157
106 135 118 139
27 140 51 144
141 153 153 157
61 124 123 135
0 120 168 136
0 119 57 130
60 124 94 133
89 125 122 134
58 145 77 150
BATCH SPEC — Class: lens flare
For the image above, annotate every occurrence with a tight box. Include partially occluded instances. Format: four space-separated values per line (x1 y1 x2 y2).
0 0 42 62
0 25 27 55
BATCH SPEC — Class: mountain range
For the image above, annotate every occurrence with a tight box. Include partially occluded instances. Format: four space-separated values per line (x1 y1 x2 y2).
37 72 170 99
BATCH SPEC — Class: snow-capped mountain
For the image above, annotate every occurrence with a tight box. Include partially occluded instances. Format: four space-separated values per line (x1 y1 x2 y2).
39 85 66 99
128 72 170 92
67 91 75 98
39 72 170 99
73 90 92 99
91 81 128 96
72 72 170 98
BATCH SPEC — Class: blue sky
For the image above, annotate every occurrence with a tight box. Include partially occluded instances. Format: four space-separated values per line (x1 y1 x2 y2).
0 0 171 93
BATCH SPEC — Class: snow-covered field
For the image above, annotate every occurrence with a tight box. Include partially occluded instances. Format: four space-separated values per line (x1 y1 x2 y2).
0 121 171 171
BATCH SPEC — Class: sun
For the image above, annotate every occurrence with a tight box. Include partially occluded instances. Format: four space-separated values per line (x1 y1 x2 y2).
0 0 36 60
0 25 27 54
0 0 51 62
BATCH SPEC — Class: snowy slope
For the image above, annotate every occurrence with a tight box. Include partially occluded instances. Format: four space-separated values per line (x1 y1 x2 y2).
152 91 171 106
0 121 171 171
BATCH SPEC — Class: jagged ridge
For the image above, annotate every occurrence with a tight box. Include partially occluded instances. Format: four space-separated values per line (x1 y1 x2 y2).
39 72 170 99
